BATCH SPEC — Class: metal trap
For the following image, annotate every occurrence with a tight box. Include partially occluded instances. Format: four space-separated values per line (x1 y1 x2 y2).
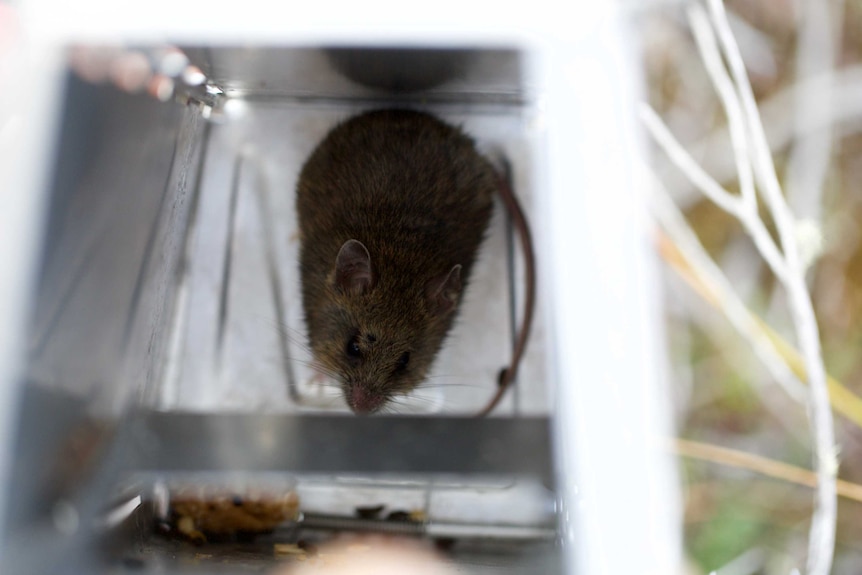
5 46 556 574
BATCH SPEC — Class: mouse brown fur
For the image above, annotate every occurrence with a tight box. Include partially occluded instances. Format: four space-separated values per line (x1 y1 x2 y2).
296 109 496 414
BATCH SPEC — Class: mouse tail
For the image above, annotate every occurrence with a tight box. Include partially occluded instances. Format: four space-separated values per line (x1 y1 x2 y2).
476 155 537 417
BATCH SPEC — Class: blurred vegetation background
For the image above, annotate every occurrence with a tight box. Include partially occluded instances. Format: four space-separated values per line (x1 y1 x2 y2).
639 1 862 573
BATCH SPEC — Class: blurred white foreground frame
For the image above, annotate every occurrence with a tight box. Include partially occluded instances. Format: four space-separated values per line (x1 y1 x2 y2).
1 0 682 573
538 11 683 575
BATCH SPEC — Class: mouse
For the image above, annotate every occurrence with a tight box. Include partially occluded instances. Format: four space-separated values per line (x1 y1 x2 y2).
295 109 497 414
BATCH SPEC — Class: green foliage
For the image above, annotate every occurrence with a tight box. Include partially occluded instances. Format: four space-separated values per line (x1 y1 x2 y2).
688 498 768 572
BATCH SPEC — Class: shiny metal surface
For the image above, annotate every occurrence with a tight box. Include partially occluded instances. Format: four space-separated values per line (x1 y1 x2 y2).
182 46 526 104
25 75 207 414
4 0 682 568
128 413 553 481
2 48 557 574
295 513 556 540
2 75 209 574
3 386 556 574
0 19 680 572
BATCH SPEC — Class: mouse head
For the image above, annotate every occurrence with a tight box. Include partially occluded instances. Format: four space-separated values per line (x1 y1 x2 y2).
310 239 462 414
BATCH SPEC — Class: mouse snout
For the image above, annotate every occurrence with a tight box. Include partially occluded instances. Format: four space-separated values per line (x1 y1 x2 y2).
348 384 385 414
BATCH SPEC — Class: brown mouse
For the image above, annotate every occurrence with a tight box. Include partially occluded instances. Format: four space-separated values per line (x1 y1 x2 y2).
295 109 496 414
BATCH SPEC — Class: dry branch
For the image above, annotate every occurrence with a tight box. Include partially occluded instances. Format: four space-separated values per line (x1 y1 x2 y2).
642 1 839 573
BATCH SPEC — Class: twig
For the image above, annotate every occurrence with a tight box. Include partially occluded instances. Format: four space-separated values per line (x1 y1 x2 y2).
671 438 862 504
687 6 756 213
640 106 788 282
647 176 807 404
642 2 839 573
667 66 862 199
657 218 812 444
705 2 839 572
640 106 742 216
656 224 862 429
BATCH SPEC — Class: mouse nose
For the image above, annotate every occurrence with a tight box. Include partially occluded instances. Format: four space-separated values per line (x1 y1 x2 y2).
348 385 384 414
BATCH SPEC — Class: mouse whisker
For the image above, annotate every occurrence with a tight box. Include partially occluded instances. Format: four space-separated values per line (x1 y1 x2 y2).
287 358 337 377
378 404 399 415
421 374 483 384
279 330 314 352
397 401 444 411
305 380 342 389
385 398 418 410
304 364 343 383
390 396 442 409
293 356 339 377
253 315 317 355
250 314 307 339
262 354 342 383
417 382 487 390
298 377 342 391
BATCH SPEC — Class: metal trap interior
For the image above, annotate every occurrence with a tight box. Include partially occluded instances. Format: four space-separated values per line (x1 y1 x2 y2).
5 46 558 574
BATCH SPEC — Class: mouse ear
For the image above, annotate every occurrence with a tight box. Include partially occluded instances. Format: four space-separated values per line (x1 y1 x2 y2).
334 239 374 294
426 264 462 316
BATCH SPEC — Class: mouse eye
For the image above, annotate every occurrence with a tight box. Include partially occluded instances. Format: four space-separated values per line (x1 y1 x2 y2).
346 335 362 359
395 352 410 372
